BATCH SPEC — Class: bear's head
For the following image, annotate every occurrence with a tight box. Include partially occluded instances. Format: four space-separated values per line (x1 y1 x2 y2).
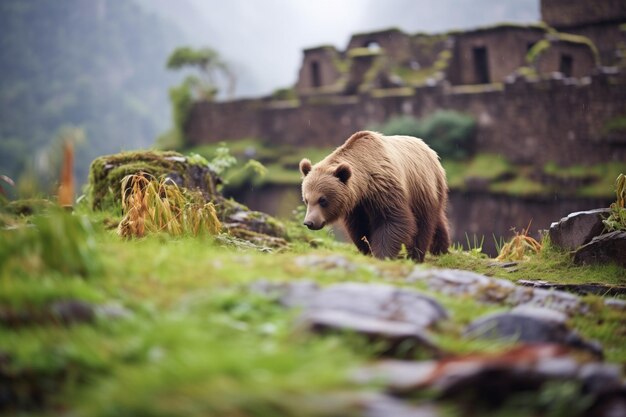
299 158 352 230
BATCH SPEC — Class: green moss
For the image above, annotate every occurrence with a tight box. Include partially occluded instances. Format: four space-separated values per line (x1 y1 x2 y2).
577 163 626 198
554 32 599 63
516 66 539 78
489 175 548 196
450 83 504 94
5 198 53 216
527 33 599 66
272 87 297 101
526 39 551 65
391 49 451 87
346 47 382 58
544 161 626 198
357 55 387 93
88 150 217 211
369 87 415 97
465 154 513 180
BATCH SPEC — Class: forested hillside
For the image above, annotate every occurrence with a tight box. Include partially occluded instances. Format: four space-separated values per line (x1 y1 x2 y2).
0 0 183 194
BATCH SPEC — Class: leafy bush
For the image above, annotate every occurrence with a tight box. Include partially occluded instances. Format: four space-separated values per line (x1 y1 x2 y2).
603 173 626 232
372 111 475 159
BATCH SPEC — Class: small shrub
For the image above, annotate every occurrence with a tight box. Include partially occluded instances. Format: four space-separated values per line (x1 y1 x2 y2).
372 111 475 160
496 223 542 261
0 208 102 277
603 173 626 232
207 143 237 175
117 174 221 238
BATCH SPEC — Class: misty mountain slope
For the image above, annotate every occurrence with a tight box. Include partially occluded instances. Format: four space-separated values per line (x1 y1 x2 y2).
0 0 184 188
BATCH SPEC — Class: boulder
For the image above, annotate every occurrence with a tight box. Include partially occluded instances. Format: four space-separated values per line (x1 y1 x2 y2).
463 305 602 357
407 268 586 315
548 208 610 251
353 344 623 407
252 280 449 356
517 279 626 296
573 231 626 268
298 309 441 357
88 150 289 246
89 150 220 210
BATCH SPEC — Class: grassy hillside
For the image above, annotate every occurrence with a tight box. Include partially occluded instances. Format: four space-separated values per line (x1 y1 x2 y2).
1 190 624 416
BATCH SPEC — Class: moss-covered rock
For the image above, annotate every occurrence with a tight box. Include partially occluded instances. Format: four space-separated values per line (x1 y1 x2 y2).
88 150 289 245
5 199 53 216
216 198 288 239
89 150 220 210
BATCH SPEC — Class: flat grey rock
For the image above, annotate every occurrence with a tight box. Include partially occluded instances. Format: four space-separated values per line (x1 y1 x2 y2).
309 283 448 328
464 306 602 357
252 280 449 356
300 310 440 357
407 268 586 315
549 208 609 251
574 231 626 268
360 394 440 417
517 280 626 297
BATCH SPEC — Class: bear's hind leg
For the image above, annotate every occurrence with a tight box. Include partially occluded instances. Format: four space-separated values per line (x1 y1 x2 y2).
370 220 414 259
370 205 416 260
430 215 450 255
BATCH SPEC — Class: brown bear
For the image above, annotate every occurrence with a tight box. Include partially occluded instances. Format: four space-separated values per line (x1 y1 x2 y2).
299 130 450 262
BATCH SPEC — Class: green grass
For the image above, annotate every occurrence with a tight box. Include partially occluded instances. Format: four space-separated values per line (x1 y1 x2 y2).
489 175 548 196
1 204 625 416
428 244 626 286
464 153 513 180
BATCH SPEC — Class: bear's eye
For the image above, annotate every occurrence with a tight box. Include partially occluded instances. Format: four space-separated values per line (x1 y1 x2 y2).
318 196 328 208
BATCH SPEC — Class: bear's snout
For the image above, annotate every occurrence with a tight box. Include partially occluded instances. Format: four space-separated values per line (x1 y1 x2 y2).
303 220 325 230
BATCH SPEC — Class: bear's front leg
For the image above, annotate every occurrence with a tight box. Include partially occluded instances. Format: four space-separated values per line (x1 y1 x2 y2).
344 205 371 255
369 214 416 260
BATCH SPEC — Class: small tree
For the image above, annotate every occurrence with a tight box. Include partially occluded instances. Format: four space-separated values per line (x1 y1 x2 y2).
166 46 235 100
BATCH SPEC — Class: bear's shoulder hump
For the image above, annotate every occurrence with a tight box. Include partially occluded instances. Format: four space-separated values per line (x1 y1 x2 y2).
343 130 380 149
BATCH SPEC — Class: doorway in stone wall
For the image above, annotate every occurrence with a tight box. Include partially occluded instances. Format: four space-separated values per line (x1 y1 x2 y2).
560 54 573 77
311 61 321 88
472 46 490 84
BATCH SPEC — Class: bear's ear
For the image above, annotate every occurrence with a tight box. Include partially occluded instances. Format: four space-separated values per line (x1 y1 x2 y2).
334 163 351 184
299 158 312 177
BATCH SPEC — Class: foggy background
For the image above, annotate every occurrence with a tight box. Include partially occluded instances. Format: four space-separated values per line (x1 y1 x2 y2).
0 0 538 192
140 0 539 97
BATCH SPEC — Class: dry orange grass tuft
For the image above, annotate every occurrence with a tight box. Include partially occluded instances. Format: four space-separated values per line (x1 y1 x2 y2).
57 140 74 207
496 222 542 262
117 173 221 238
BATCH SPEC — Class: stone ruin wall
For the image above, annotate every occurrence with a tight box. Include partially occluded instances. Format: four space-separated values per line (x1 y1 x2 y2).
186 70 626 167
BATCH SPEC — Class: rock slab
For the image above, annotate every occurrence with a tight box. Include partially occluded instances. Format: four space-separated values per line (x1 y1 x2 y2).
353 344 623 406
573 231 626 268
463 305 603 357
407 268 586 315
549 208 610 251
253 280 449 356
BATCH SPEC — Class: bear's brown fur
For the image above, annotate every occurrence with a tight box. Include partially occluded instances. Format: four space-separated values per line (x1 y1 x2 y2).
299 130 450 262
